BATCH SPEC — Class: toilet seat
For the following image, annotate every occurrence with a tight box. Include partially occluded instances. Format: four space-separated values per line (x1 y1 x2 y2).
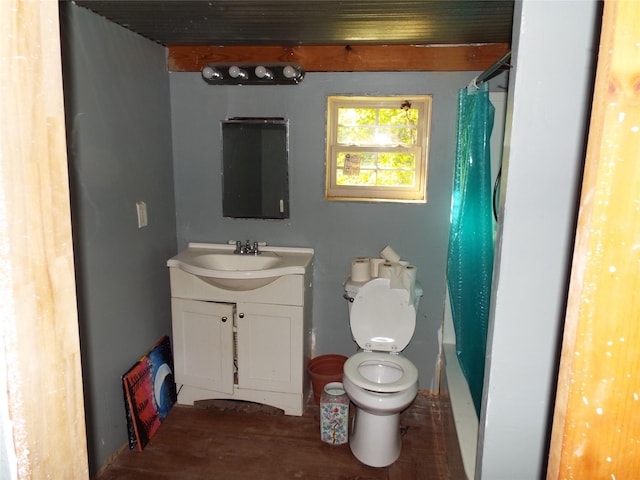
349 278 416 353
344 351 418 393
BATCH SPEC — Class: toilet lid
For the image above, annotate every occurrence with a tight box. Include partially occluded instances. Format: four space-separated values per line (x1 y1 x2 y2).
350 278 416 352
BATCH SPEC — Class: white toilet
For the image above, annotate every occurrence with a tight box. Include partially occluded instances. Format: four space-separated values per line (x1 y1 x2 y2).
342 276 422 467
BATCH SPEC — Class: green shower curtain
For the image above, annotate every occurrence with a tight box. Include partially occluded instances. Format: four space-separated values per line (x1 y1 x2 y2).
447 83 495 416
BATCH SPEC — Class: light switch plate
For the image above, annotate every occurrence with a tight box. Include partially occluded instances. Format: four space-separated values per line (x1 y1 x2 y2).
136 201 148 228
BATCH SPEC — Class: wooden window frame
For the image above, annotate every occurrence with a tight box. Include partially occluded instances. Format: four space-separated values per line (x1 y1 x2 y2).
325 95 431 203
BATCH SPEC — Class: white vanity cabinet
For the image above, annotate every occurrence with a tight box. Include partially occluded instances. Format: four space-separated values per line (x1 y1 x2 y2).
171 298 235 394
235 302 303 395
167 243 313 416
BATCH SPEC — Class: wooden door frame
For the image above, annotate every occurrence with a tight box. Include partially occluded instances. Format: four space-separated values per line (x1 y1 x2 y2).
0 0 88 478
548 0 640 477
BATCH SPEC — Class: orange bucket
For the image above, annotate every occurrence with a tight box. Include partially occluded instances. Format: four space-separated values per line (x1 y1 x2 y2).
308 354 348 404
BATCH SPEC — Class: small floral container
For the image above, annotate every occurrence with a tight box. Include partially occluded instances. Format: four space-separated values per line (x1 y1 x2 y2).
320 382 349 445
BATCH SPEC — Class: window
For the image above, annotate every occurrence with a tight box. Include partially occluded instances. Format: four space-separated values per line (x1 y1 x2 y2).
325 95 432 202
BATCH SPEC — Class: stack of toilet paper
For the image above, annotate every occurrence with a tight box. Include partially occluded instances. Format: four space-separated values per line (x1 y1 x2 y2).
349 245 418 305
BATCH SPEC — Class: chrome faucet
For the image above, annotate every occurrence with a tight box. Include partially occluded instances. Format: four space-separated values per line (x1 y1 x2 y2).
234 240 262 255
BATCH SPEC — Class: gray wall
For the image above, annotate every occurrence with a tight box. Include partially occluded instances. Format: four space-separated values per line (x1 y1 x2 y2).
170 71 477 391
60 4 176 474
477 1 600 478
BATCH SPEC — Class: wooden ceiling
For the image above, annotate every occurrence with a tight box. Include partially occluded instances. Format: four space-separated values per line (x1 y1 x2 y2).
73 0 514 72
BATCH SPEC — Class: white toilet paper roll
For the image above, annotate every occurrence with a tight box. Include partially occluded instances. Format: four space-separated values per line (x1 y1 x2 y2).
378 262 395 280
369 258 386 278
401 264 417 291
380 245 401 263
351 258 371 282
401 264 418 306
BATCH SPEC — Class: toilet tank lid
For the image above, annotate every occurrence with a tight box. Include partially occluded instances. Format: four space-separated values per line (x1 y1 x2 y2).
344 277 423 297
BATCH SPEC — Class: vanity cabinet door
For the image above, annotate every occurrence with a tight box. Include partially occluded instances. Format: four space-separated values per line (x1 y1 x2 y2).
171 299 235 394
236 303 303 394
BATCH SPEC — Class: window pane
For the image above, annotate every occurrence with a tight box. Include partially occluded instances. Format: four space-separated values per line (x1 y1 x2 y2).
374 126 417 146
338 108 376 126
337 126 376 144
337 152 376 168
338 106 419 146
337 168 376 186
378 152 416 169
339 126 417 146
376 169 416 187
379 108 419 126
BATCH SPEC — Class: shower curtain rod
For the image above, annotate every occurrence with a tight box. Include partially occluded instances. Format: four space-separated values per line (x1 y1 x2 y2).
470 50 512 87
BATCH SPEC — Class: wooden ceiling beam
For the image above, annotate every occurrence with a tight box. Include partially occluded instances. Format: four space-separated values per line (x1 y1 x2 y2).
167 43 510 72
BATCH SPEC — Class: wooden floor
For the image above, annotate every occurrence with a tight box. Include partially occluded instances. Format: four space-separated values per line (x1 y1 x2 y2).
97 392 465 479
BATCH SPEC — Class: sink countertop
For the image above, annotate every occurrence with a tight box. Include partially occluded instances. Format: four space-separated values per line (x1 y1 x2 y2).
167 242 314 280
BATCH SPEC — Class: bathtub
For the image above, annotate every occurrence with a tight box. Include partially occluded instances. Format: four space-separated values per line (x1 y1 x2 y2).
440 286 478 479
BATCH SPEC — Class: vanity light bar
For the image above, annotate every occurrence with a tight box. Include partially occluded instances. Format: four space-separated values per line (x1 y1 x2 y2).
201 63 305 85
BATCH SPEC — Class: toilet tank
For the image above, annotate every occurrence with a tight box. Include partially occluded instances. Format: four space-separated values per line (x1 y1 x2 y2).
344 277 423 314
344 278 365 314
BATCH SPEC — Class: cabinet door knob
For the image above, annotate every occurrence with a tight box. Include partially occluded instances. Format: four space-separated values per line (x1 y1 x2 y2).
221 316 228 322
238 313 245 318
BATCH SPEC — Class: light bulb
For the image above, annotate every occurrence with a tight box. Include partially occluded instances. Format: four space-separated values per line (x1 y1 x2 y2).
228 66 247 79
254 65 273 80
282 65 301 79
201 66 222 80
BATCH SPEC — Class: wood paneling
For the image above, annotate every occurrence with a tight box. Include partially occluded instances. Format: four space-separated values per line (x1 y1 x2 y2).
0 0 88 478
548 0 640 478
168 43 510 72
75 1 514 48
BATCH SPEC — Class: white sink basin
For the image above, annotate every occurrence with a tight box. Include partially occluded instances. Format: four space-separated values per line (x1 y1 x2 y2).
167 243 313 291
188 252 283 272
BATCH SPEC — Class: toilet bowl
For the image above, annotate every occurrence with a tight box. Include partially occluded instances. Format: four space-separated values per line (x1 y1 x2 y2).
343 372 418 467
342 276 421 467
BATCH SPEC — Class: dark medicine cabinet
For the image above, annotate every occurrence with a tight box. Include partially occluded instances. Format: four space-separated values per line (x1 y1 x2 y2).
222 117 290 219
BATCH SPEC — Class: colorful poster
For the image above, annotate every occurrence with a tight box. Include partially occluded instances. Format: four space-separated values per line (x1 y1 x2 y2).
122 336 177 451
